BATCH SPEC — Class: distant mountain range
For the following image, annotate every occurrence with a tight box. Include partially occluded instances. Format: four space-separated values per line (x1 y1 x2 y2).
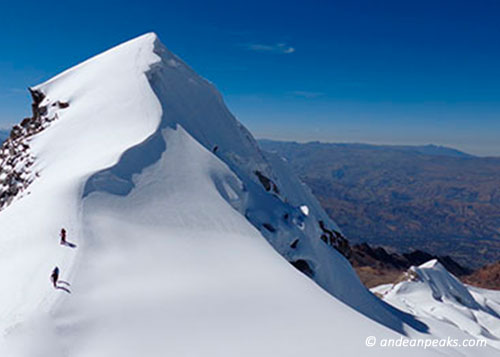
259 139 500 268
349 243 472 287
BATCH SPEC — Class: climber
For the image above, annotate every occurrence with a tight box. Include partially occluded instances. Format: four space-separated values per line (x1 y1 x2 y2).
51 266 71 293
60 228 67 245
60 228 77 248
51 266 59 288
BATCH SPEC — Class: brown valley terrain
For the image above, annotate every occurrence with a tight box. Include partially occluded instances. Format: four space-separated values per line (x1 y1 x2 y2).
259 140 500 288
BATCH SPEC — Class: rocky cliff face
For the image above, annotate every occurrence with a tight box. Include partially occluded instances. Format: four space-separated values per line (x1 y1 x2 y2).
0 89 69 211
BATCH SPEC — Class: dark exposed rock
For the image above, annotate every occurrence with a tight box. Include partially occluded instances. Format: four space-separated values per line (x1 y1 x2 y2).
262 223 276 233
254 170 271 191
29 88 45 105
318 220 352 259
20 118 32 128
350 243 472 276
254 170 280 194
0 89 62 212
350 243 407 270
348 242 474 288
290 259 314 278
10 125 23 140
290 239 299 249
438 256 473 277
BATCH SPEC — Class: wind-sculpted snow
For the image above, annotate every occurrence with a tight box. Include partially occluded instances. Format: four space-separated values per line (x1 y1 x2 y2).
80 35 419 335
413 260 480 309
148 37 427 333
0 33 498 356
373 260 500 350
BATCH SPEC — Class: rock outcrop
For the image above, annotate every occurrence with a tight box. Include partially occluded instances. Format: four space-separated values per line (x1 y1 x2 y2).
0 89 68 210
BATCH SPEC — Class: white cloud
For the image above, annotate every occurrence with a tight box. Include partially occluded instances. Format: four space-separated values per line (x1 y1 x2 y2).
290 91 325 98
242 42 295 54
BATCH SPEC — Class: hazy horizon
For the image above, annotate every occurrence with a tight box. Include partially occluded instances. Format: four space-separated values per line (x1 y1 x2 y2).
253 135 498 158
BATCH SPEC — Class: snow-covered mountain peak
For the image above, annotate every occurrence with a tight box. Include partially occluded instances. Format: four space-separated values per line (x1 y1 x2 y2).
1 33 498 356
36 32 160 93
374 261 500 349
417 258 441 269
410 260 479 308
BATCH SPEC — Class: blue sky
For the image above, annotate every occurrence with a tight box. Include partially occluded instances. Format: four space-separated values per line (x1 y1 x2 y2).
1 0 499 155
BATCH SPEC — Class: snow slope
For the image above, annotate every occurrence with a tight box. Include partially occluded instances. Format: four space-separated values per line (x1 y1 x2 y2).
373 260 500 350
0 33 497 356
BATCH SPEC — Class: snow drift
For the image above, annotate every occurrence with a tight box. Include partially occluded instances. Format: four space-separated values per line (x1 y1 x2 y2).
0 33 497 356
373 260 500 350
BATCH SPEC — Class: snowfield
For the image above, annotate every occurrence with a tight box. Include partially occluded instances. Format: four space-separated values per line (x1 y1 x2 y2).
0 33 498 356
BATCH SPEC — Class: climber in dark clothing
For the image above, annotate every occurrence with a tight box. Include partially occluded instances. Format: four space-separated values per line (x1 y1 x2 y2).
51 266 71 293
51 266 59 288
60 228 77 248
60 228 66 244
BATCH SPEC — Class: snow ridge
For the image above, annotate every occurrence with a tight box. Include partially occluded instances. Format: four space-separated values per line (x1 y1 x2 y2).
412 260 480 308
76 33 412 334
